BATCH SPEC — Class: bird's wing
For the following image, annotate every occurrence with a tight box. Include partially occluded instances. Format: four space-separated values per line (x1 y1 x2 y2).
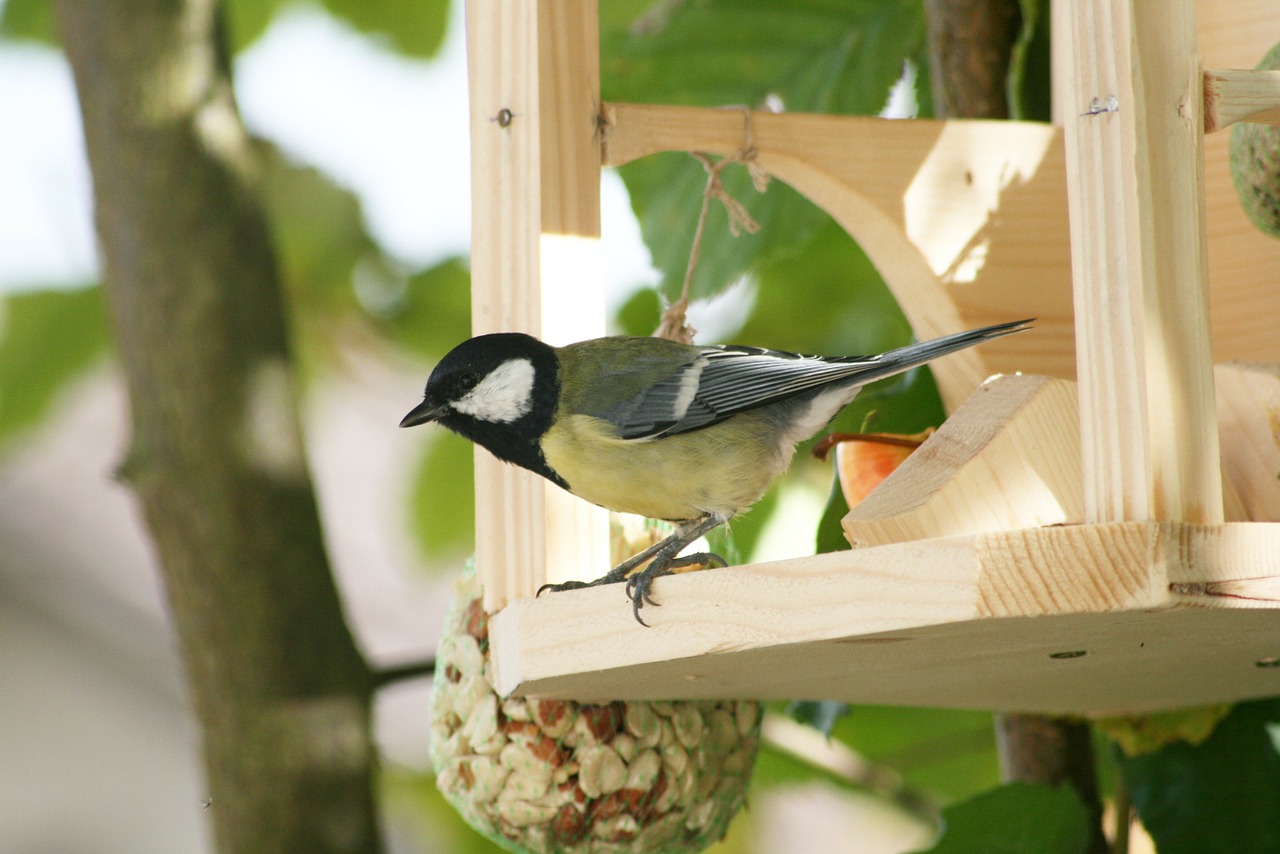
603 345 880 440
599 319 1033 440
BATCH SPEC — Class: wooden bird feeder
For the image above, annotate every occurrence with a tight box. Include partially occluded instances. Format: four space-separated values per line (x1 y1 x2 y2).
463 0 1280 716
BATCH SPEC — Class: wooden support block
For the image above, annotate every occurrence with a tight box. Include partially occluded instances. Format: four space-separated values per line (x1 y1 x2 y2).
843 375 1083 548
1058 0 1223 524
466 0 609 609
1205 69 1280 132
490 522 1280 715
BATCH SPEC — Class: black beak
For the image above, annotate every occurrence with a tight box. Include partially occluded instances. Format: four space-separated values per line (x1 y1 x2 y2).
400 398 446 428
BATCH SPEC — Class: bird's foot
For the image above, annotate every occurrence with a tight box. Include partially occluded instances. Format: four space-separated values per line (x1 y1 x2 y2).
536 512 730 626
535 564 628 597
622 551 728 626
536 550 728 625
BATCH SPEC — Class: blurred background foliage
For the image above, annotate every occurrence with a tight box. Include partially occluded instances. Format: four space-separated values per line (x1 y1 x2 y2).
3 0 1278 851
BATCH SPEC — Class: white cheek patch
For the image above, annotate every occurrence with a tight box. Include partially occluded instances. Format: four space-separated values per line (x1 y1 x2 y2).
453 358 536 423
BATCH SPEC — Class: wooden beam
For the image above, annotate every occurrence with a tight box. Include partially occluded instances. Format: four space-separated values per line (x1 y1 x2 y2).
844 374 1083 547
466 0 609 610
1205 69 1280 132
1058 0 1222 524
490 522 1280 715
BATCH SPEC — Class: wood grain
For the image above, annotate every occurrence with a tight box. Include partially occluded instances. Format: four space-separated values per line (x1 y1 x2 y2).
466 0 609 609
1058 0 1222 524
844 374 1083 547
491 523 1280 715
1205 69 1280 132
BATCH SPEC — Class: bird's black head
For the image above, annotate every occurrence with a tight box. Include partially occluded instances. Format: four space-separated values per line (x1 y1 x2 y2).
400 333 564 485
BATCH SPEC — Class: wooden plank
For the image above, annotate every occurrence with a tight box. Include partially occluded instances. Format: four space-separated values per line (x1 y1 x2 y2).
489 522 1280 714
465 0 608 610
1205 69 1280 132
844 375 1082 547
602 104 1074 410
1058 0 1222 524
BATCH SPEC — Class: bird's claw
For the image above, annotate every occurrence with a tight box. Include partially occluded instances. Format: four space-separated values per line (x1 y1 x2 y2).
621 551 728 624
532 535 732 627
536 579 586 597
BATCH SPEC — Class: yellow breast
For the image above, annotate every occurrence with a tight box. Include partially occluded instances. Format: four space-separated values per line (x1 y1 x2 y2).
539 412 791 522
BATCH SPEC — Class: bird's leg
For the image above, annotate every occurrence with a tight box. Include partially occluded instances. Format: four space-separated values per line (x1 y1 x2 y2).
537 512 729 625
536 534 674 596
623 513 727 625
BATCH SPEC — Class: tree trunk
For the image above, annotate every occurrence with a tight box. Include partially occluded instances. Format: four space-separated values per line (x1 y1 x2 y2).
55 0 381 851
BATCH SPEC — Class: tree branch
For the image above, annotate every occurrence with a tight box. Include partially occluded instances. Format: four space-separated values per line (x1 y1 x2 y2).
996 716 1108 853
55 0 381 850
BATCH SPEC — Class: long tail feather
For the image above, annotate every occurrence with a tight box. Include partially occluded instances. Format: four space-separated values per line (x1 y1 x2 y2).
851 318 1033 384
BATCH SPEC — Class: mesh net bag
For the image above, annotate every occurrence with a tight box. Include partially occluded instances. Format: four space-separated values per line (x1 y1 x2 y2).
430 570 762 853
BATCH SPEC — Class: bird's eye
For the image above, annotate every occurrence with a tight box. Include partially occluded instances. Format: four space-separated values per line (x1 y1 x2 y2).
458 373 479 391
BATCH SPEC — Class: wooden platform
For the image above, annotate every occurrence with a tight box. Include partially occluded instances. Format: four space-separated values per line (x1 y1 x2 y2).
463 0 1280 716
492 522 1280 715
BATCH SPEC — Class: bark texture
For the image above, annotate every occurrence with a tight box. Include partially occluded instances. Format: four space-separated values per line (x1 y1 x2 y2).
923 0 1023 118
996 715 1109 853
55 1 381 850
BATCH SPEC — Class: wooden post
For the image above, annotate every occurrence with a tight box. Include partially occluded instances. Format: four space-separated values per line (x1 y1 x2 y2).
1058 0 1223 524
466 0 609 611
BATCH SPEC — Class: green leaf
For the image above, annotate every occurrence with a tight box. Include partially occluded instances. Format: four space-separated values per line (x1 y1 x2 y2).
319 0 450 60
0 0 56 45
1008 0 1052 122
914 783 1091 854
617 152 824 302
788 699 851 737
0 285 108 450
380 257 472 568
258 142 378 311
830 705 999 801
375 257 472 361
1120 698 1280 854
719 484 778 564
407 428 474 564
1098 704 1233 757
736 217 912 355
815 474 851 554
603 0 925 116
597 0 660 41
223 0 294 54
604 0 926 301
611 286 662 336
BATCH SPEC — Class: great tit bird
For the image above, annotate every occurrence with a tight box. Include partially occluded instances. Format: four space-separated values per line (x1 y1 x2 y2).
401 319 1030 623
